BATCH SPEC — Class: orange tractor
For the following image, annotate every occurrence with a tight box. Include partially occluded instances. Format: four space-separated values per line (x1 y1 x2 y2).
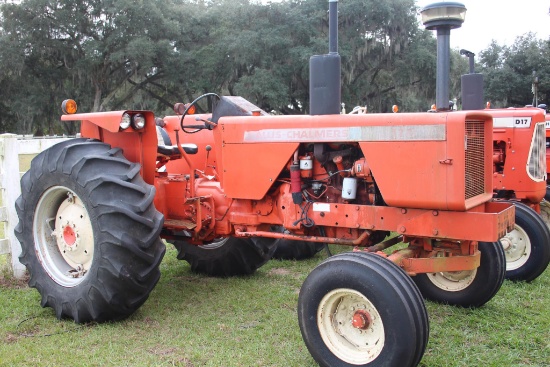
460 50 550 282
15 1 515 366
489 108 550 281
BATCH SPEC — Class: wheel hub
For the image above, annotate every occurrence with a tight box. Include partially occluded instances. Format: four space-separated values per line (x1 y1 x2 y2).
501 224 531 270
33 187 95 287
63 225 77 246
500 237 512 251
351 310 372 330
317 289 385 364
55 198 93 268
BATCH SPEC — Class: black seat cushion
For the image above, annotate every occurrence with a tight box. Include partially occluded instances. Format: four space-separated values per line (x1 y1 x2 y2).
156 126 198 156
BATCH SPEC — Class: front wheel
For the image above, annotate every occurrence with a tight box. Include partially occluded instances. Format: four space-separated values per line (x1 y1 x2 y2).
298 252 428 367
15 139 165 323
413 241 505 308
500 202 550 282
172 236 277 277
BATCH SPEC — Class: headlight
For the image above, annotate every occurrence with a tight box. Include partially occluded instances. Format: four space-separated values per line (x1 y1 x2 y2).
132 113 146 129
120 113 132 130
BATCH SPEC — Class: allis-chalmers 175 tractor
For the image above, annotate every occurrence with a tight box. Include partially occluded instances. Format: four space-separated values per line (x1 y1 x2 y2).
15 2 516 366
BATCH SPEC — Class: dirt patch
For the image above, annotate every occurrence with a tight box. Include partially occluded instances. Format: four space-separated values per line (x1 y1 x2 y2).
268 268 292 276
148 346 178 356
0 273 29 289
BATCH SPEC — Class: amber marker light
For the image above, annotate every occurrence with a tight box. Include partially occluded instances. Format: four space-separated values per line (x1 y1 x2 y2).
61 99 78 114
185 103 196 115
392 105 399 113
486 101 491 109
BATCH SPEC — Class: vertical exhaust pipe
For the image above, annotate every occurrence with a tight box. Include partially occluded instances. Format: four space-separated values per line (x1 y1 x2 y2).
421 2 466 111
460 49 484 110
309 0 341 115
328 0 338 54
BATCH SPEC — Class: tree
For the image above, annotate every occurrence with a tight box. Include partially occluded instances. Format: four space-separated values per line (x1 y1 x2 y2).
0 0 186 134
479 33 549 108
0 0 450 134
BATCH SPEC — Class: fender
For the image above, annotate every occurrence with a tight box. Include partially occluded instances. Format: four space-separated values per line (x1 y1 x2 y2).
62 110 158 185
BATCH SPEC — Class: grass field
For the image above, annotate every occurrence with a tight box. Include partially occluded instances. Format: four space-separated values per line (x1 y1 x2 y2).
0 244 548 367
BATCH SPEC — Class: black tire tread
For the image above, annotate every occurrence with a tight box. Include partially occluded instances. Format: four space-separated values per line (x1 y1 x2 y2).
173 236 277 277
413 241 506 308
15 139 165 323
505 201 550 281
299 252 428 367
272 239 326 260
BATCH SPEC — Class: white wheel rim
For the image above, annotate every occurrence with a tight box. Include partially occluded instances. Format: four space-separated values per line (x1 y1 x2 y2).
500 224 531 271
33 186 94 287
427 265 477 291
317 288 385 365
199 237 230 250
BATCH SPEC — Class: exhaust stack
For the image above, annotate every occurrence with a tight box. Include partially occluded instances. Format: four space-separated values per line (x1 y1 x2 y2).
460 49 484 110
309 0 341 115
421 2 466 111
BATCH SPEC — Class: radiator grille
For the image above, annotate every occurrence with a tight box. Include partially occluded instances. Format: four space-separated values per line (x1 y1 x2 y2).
527 122 546 181
465 121 485 199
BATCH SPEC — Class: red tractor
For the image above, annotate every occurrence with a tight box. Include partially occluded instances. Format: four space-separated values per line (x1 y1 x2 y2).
489 108 550 281
460 50 550 282
15 2 515 366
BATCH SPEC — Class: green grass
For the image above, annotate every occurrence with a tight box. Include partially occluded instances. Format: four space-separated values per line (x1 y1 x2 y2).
0 245 548 367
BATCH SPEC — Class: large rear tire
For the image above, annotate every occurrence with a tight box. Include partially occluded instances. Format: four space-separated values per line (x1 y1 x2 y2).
271 226 325 260
500 202 550 282
298 252 428 367
272 239 325 260
412 241 505 307
15 139 165 323
172 236 277 277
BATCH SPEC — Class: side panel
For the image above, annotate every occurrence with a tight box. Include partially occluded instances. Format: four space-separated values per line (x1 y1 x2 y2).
491 109 547 202
218 111 493 210
221 143 299 199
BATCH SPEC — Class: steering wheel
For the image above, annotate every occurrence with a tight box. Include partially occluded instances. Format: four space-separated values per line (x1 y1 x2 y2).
179 93 220 133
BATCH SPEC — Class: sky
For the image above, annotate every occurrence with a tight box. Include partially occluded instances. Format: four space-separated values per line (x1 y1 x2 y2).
417 0 550 54
263 0 550 54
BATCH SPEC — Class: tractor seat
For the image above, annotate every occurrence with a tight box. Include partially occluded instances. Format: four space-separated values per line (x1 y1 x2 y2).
156 126 198 156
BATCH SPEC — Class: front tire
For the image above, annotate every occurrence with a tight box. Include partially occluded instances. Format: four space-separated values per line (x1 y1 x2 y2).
413 241 505 307
500 202 550 281
15 139 165 323
298 252 428 367
172 236 277 277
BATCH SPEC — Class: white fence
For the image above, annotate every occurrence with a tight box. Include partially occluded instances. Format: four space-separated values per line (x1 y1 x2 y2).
0 134 73 278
